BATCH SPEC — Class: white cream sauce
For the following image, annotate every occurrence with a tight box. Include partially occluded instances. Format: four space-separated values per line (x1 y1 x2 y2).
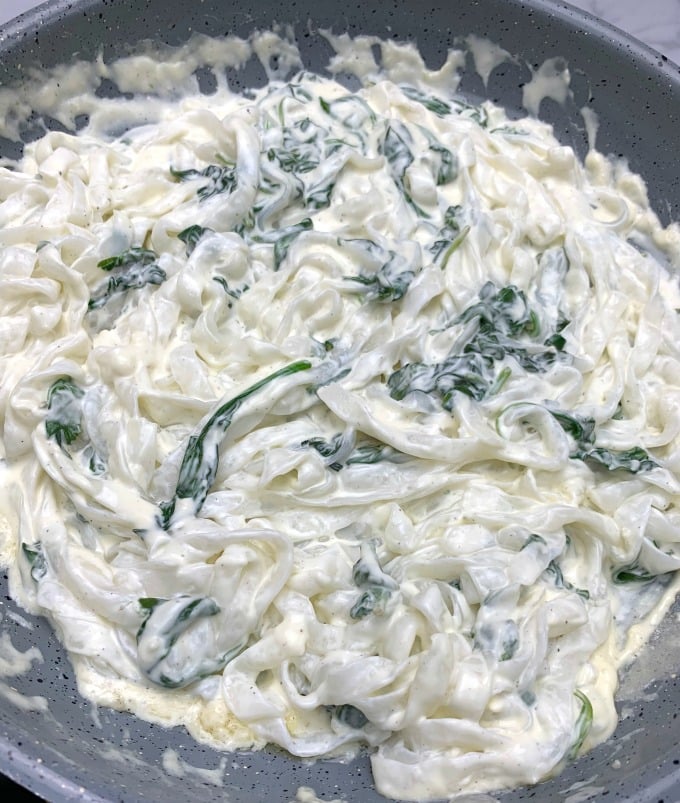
0 626 48 712
522 57 573 116
292 787 344 803
0 28 679 803
466 35 514 88
161 748 227 787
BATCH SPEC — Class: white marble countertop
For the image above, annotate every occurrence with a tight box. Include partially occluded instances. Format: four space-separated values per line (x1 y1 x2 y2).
1 0 679 65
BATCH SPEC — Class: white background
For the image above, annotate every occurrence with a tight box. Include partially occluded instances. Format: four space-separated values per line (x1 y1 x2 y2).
1 0 680 66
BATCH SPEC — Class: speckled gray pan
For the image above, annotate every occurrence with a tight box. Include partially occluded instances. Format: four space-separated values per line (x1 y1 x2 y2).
0 1 679 801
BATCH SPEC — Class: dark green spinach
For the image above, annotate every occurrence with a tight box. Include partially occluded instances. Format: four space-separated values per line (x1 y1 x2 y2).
546 409 657 474
301 433 408 471
22 543 47 582
429 205 470 266
544 560 590 600
136 595 226 688
252 219 313 270
45 377 85 448
350 542 398 620
388 282 565 409
576 446 658 473
381 122 428 217
171 163 237 201
89 248 166 311
567 690 593 761
345 251 415 303
331 704 369 729
158 360 312 529
212 276 249 300
612 563 656 584
178 225 212 257
97 247 157 272
400 85 452 116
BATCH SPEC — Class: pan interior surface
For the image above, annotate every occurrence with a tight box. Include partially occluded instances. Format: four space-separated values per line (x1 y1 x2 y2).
0 2 679 802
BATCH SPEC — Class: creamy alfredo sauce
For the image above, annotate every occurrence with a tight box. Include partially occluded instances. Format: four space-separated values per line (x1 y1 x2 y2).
0 31 680 802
